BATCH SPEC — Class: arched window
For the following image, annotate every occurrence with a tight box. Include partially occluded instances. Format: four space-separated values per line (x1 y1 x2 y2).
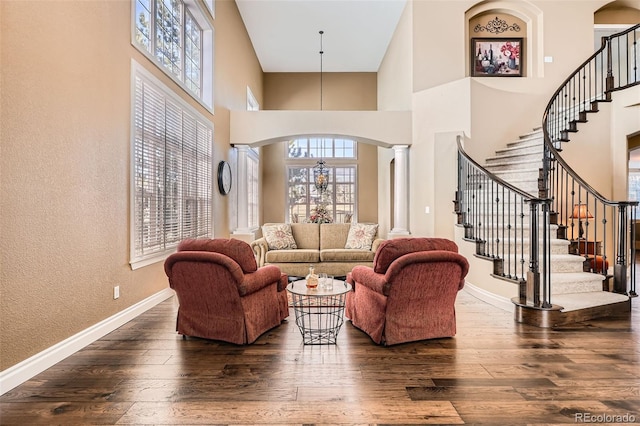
286 137 357 223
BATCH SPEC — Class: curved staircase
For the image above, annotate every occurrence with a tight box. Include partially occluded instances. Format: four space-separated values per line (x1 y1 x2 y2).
456 25 639 327
478 129 630 326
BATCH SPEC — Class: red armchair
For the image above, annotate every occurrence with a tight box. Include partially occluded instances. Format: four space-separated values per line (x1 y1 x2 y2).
164 238 289 344
345 237 469 345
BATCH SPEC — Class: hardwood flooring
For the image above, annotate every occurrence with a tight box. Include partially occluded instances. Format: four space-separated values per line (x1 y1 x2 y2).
1 290 639 425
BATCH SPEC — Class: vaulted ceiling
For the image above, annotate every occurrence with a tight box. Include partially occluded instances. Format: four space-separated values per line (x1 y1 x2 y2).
235 0 407 72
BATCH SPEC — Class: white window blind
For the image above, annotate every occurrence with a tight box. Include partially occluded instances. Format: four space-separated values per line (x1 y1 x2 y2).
131 64 212 269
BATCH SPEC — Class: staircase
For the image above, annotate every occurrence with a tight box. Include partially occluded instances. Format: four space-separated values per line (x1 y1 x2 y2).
476 129 630 325
456 25 639 327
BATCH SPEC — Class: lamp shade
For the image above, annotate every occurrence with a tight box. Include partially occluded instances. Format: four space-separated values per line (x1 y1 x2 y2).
570 204 593 219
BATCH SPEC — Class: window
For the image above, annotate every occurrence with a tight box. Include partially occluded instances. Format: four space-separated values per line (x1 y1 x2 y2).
202 0 214 17
132 0 213 111
287 138 357 223
629 150 640 218
131 62 212 269
247 86 259 111
288 137 356 160
247 150 259 229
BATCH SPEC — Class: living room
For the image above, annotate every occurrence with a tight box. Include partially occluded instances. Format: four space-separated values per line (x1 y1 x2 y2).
1 0 640 422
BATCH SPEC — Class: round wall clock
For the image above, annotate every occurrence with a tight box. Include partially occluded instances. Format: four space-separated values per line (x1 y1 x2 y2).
217 160 232 195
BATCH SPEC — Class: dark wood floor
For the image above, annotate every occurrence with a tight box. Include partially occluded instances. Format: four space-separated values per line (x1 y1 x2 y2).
1 290 639 425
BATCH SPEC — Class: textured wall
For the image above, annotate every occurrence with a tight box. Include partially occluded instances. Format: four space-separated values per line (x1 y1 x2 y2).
0 0 262 371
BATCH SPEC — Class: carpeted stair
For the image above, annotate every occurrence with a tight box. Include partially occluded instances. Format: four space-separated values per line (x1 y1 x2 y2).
476 129 629 318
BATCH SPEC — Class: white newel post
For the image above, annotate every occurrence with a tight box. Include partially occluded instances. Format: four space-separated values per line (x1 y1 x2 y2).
389 144 411 237
232 145 254 242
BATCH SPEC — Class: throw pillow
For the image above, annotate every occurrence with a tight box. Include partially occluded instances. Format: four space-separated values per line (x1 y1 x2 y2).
345 223 378 250
262 224 298 250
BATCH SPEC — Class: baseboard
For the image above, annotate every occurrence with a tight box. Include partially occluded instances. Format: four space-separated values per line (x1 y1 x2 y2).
0 288 175 396
462 281 514 313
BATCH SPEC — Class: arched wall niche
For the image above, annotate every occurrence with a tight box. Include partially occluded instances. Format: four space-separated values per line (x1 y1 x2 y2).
465 1 544 78
595 0 640 24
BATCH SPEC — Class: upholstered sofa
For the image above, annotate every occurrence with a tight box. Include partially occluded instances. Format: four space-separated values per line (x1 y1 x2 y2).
250 222 383 277
346 237 469 346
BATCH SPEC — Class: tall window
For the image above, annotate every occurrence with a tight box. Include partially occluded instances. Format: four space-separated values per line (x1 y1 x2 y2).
131 63 212 269
287 138 356 223
629 150 640 218
132 0 213 110
247 150 259 229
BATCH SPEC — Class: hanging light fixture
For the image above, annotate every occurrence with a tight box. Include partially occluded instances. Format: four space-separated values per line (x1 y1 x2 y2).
313 30 329 194
314 158 328 193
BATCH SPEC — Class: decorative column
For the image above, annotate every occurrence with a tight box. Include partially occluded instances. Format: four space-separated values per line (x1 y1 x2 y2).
389 145 411 237
232 145 254 242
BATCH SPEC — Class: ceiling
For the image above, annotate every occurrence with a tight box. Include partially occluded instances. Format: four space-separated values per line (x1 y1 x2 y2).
235 0 407 73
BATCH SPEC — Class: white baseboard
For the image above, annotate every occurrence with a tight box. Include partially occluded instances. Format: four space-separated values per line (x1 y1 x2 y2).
462 281 515 313
0 288 175 396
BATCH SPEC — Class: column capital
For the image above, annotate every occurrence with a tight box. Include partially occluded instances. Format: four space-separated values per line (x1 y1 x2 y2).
234 144 250 152
392 144 410 150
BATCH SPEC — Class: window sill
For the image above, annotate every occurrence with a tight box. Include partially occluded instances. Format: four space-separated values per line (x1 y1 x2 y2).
130 251 173 271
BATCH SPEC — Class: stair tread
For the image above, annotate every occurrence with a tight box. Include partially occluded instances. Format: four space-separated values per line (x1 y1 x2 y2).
487 152 540 160
550 272 606 283
497 143 542 154
552 291 629 312
493 167 540 173
485 157 542 165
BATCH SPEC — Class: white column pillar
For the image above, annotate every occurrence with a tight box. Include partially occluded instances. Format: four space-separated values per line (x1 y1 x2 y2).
389 144 411 237
233 145 254 242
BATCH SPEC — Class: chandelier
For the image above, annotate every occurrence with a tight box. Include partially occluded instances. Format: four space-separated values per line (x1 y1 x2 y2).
314 159 328 193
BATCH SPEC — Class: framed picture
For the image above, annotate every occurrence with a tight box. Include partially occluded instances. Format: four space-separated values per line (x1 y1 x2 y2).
471 38 523 77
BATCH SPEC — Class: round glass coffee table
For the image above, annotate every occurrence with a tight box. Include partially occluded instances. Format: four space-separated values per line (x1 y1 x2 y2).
286 279 352 345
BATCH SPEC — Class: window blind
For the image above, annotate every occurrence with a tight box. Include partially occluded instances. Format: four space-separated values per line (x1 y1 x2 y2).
131 68 212 268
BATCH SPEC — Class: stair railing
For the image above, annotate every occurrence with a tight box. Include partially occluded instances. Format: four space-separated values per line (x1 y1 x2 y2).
456 138 553 308
542 24 639 298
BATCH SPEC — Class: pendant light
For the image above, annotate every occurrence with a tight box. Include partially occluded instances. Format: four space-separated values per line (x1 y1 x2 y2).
313 30 328 194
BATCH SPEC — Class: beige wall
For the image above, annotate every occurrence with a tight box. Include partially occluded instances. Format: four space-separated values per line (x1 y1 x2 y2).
611 86 640 201
0 0 262 371
377 0 412 112
264 72 377 111
213 0 265 237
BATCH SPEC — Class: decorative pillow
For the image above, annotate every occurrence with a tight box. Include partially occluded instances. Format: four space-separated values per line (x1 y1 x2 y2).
262 224 298 250
345 223 378 250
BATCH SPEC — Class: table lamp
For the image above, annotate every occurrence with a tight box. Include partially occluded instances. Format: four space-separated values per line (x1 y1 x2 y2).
570 203 592 240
